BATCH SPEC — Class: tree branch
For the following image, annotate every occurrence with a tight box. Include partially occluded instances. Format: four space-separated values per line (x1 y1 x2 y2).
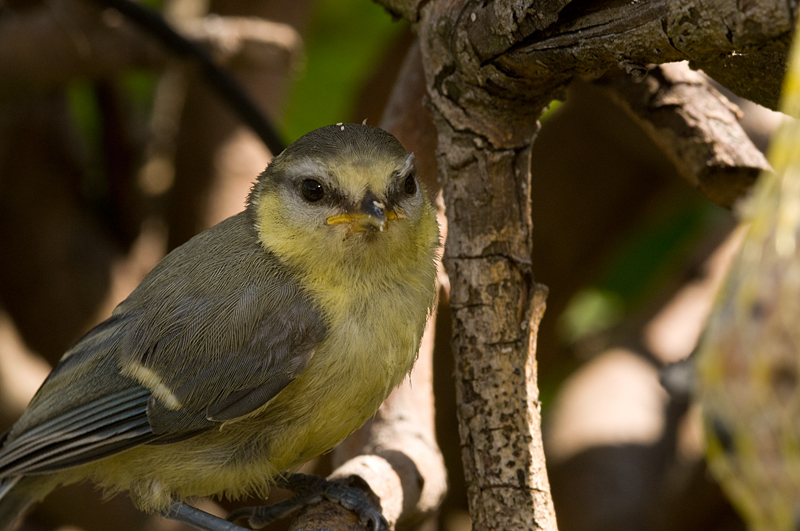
0 0 301 102
416 6 559 528
594 62 771 209
378 0 796 109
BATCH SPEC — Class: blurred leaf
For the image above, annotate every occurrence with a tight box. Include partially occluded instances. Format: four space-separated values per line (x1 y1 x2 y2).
558 288 625 343
559 197 723 343
282 0 405 141
119 70 158 121
539 100 563 123
67 79 106 201
599 198 719 303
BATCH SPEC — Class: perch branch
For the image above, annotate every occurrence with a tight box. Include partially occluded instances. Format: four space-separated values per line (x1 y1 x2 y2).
595 62 772 209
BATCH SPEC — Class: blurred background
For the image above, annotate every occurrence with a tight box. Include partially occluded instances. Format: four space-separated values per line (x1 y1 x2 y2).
0 0 787 530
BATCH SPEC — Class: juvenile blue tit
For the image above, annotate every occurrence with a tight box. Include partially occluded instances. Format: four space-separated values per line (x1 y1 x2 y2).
0 124 440 530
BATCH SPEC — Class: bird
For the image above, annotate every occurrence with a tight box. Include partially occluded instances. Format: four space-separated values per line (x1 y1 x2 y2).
0 123 440 531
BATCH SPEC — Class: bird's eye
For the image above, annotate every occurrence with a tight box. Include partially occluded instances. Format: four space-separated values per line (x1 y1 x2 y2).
301 179 324 202
404 174 417 195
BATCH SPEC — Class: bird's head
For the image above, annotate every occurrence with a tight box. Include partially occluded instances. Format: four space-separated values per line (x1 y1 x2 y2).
248 124 439 281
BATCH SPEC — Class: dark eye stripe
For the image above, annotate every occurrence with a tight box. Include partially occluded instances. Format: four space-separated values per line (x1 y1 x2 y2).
404 174 417 195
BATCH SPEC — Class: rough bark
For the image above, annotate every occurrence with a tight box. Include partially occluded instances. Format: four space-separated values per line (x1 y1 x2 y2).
425 97 553 531
373 0 795 530
416 4 559 527
595 62 771 209
379 0 796 110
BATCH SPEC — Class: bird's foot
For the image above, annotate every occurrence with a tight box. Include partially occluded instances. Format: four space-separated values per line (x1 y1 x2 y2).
227 473 388 531
165 501 250 531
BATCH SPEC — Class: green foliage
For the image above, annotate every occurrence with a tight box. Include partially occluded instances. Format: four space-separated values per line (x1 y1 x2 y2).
67 79 106 201
66 71 157 204
119 70 159 121
559 289 625 343
600 198 717 302
560 197 723 343
281 0 405 141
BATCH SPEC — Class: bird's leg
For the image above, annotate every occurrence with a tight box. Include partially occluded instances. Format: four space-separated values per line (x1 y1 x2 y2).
164 501 252 531
226 473 388 531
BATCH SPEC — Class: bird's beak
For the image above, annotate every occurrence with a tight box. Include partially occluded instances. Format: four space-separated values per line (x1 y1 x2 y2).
326 191 403 232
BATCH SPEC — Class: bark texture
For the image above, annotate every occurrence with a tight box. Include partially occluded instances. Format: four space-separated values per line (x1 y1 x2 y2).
429 109 554 531
375 0 796 530
596 62 771 209
415 2 558 528
380 0 796 111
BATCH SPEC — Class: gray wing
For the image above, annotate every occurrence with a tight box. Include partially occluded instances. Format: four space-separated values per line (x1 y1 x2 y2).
0 212 326 476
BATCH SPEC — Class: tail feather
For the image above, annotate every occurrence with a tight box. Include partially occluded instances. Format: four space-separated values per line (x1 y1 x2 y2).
0 477 47 531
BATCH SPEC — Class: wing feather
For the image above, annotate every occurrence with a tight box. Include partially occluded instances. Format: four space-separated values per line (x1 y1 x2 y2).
0 387 152 476
0 212 325 478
